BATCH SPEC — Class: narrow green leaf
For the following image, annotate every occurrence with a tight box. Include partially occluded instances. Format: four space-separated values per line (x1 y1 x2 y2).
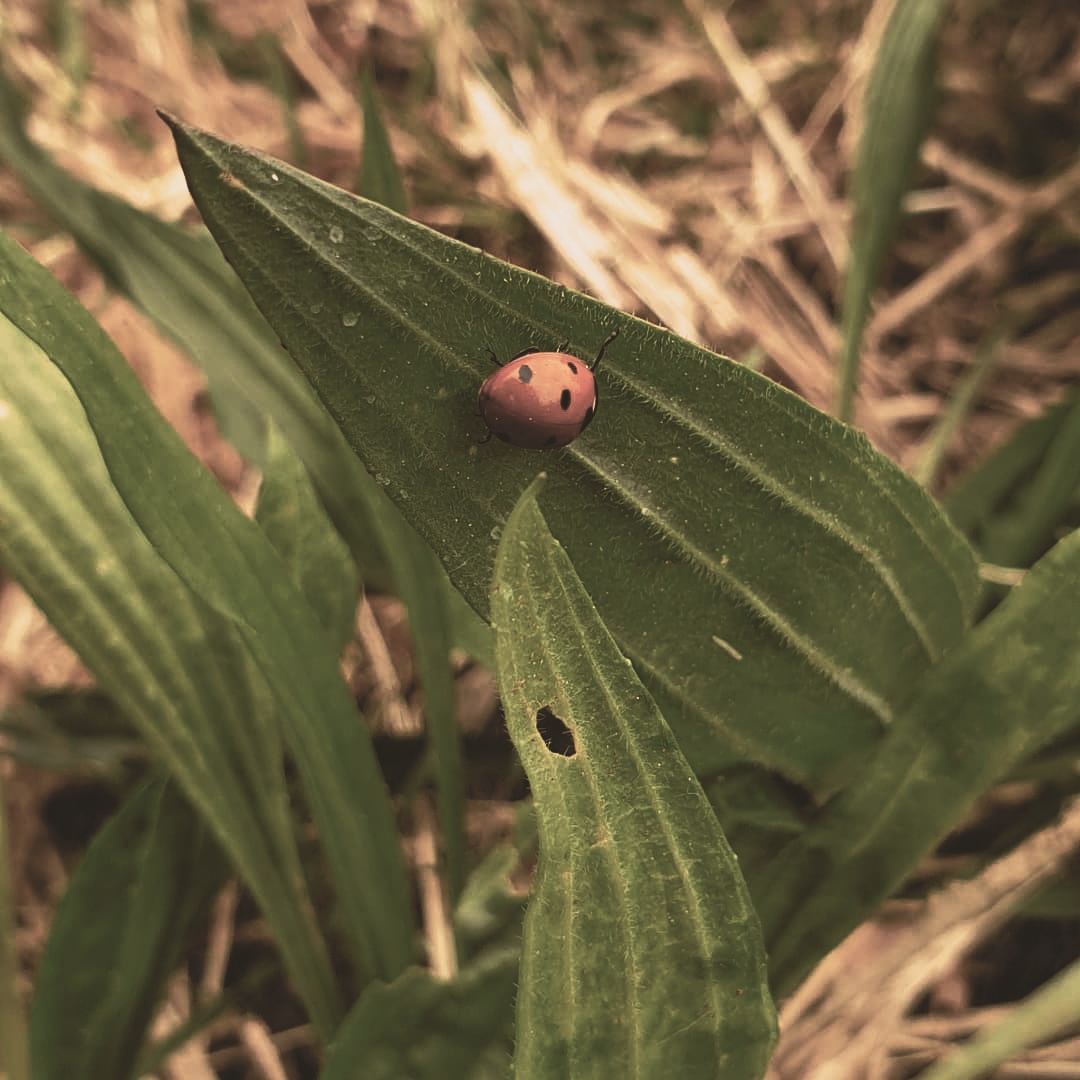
29 772 231 1080
0 771 29 1080
256 424 360 651
494 478 776 1080
319 954 518 1080
0 289 340 1035
918 952 1080 1080
162 114 981 795
912 320 1011 488
837 0 949 420
756 526 1080 997
0 227 414 987
0 80 474 893
945 386 1080 567
359 64 408 215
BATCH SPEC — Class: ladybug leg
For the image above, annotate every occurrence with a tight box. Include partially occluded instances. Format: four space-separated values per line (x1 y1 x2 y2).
510 346 541 361
486 347 501 367
556 340 570 353
591 329 620 371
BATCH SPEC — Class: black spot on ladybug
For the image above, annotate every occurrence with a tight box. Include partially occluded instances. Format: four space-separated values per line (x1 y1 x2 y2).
567 361 579 374
517 365 533 384
560 389 572 410
536 707 576 756
544 434 558 447
582 405 594 424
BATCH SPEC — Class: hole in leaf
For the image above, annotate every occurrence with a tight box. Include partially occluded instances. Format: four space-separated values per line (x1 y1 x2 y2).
535 707 576 757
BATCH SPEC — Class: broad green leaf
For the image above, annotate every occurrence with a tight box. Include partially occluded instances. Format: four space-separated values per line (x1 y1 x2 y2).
319 954 518 1080
494 479 776 1080
755 526 1080 997
836 0 949 420
0 77 473 894
0 285 340 1034
945 386 1080 567
0 226 414 986
163 114 981 793
29 772 231 1080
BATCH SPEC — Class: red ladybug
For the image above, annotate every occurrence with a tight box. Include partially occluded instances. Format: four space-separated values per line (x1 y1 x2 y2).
478 330 618 450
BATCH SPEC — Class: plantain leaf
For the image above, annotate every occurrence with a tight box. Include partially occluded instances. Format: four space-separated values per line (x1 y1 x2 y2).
0 273 341 1036
756 525 1080 997
494 478 776 1079
0 76 472 897
29 772 230 1080
162 114 981 795
319 953 518 1080
0 227 412 1007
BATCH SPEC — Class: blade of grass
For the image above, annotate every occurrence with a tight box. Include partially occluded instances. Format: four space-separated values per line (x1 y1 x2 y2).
359 63 407 215
912 319 1013 488
837 0 950 421
918 951 1080 1080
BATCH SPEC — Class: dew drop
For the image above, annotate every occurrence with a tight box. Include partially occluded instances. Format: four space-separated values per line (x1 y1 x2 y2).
329 225 344 243
342 312 359 327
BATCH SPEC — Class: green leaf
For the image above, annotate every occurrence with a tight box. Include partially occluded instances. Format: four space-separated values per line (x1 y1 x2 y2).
836 0 950 420
256 424 360 651
162 113 981 794
918 952 1080 1080
0 284 340 1035
755 525 1080 997
0 228 413 1014
319 954 518 1080
0 771 29 1080
945 386 1080 567
29 772 231 1080
0 79 474 895
493 478 776 1080
359 63 408 215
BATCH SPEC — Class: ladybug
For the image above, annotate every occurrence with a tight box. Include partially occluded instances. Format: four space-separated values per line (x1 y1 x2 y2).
478 330 619 450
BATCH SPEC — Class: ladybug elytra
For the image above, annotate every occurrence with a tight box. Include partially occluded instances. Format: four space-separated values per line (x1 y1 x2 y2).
478 330 618 450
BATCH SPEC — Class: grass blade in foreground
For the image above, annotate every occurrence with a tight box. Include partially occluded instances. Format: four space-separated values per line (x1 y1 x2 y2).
836 0 949 421
494 478 776 1079
163 113 981 795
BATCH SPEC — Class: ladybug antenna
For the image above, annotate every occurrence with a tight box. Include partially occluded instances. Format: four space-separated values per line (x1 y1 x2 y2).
591 329 620 372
